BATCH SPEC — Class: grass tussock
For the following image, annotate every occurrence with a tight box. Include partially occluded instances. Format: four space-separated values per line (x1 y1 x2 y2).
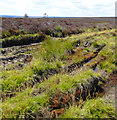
61 98 116 118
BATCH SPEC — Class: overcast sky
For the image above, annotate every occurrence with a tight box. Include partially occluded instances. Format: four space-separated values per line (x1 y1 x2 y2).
0 0 116 17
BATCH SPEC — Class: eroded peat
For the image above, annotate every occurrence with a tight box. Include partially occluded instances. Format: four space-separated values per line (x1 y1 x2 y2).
1 26 116 119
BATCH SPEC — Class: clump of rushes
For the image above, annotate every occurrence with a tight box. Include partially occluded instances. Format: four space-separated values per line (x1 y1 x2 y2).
41 37 73 62
2 33 46 47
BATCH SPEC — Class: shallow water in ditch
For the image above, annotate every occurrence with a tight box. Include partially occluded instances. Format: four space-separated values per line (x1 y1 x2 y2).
94 66 98 72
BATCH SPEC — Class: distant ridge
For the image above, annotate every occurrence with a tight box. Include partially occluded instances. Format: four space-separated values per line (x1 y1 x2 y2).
0 15 93 18
0 15 114 18
0 15 43 18
0 15 23 18
0 15 76 18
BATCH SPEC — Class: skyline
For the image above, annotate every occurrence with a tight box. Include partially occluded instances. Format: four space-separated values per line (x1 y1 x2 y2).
0 0 116 17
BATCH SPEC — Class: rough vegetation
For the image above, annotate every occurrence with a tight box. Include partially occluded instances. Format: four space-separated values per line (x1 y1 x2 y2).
1 17 114 39
2 33 46 47
0 17 116 119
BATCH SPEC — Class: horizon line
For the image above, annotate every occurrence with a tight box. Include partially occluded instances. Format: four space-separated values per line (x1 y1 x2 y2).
0 15 115 18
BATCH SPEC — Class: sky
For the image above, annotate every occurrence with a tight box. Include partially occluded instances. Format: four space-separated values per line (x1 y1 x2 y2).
0 0 116 17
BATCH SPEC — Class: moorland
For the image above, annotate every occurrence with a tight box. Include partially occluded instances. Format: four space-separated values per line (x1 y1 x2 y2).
0 17 116 119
